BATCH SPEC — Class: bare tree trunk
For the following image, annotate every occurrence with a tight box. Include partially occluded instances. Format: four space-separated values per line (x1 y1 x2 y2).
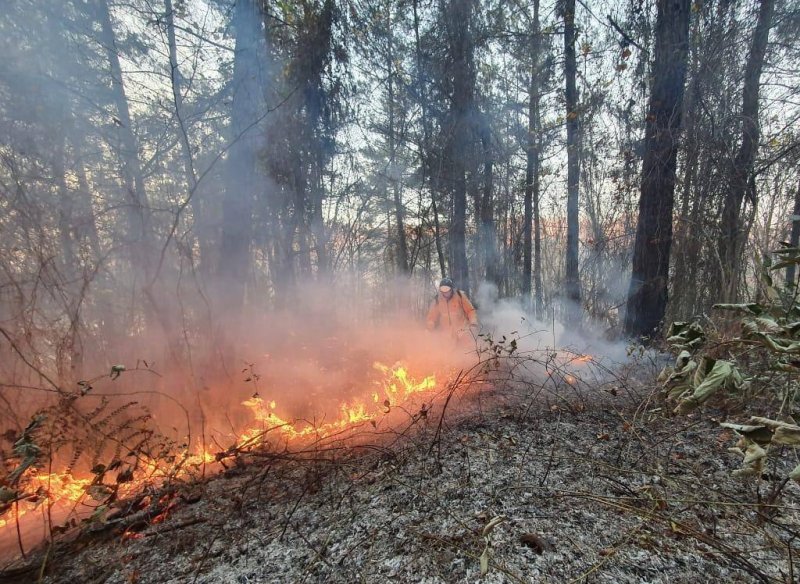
165 0 215 282
787 176 800 287
73 153 102 261
165 0 197 195
307 136 328 278
387 14 409 274
719 0 774 302
431 196 447 277
684 149 712 316
73 147 114 368
524 0 543 316
479 119 499 286
670 14 700 321
97 0 186 366
310 180 330 276
533 150 543 317
413 0 445 278
96 0 152 288
54 137 78 281
563 0 581 323
445 0 474 293
216 0 266 317
624 0 691 338
451 148 468 291
54 134 83 385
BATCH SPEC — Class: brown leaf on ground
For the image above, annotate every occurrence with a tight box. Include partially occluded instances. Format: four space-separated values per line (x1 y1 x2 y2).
519 533 551 554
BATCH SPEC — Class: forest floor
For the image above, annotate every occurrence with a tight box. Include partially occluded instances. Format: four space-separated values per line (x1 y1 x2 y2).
2 358 799 584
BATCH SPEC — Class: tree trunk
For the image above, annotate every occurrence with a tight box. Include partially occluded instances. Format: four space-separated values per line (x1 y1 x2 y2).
719 0 775 302
524 0 543 316
216 0 266 316
624 0 691 338
787 176 800 288
431 196 447 277
97 0 185 365
445 0 474 293
73 152 102 261
413 0 446 279
310 179 329 276
684 148 713 317
164 0 218 310
669 13 700 321
563 0 581 323
96 0 152 287
54 134 83 385
165 0 197 195
387 14 409 274
479 119 499 286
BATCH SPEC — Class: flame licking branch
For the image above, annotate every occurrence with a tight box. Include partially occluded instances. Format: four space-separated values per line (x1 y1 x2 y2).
239 362 437 441
0 362 439 537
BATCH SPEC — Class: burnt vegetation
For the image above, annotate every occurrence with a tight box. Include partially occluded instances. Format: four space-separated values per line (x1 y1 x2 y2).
1 0 800 582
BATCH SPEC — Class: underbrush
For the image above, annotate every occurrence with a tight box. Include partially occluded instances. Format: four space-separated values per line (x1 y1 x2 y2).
661 246 800 497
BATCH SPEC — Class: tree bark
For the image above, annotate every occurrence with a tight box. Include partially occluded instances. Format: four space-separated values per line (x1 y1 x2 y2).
564 0 581 323
719 0 775 302
54 133 83 385
787 176 800 288
624 0 691 338
387 11 409 274
164 0 218 296
413 0 446 278
445 0 475 293
669 13 700 321
216 0 266 316
165 0 197 195
524 0 543 316
479 119 499 286
96 0 152 286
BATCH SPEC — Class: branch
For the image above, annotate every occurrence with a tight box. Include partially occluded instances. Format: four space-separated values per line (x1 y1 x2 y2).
754 140 800 176
607 15 644 51
0 327 62 393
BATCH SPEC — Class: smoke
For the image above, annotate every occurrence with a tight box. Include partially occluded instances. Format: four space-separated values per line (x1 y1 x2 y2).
165 275 479 443
475 281 630 365
209 276 634 436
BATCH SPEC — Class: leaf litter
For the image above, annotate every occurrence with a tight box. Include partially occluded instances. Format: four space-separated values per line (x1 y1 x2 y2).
3 365 798 584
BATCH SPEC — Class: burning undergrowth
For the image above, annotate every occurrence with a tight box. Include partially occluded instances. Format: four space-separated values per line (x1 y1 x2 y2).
0 281 622 570
5 343 794 584
0 358 450 556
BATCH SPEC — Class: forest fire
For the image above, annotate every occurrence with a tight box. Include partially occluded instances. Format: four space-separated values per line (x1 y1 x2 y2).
0 362 441 542
240 363 437 442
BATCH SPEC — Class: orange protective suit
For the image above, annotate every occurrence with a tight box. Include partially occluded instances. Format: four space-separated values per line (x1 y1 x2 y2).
426 290 478 339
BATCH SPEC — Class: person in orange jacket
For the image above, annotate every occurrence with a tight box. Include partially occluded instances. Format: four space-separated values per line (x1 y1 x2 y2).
426 278 479 341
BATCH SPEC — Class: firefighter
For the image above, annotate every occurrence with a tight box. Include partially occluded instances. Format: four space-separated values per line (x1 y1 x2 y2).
426 278 479 342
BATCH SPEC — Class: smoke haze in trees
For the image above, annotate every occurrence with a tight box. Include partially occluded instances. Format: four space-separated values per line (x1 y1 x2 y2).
475 282 630 365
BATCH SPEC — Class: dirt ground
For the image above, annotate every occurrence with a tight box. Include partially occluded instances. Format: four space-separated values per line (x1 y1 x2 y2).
2 359 798 583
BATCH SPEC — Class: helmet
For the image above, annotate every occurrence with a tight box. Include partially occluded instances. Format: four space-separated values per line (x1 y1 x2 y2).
439 277 454 289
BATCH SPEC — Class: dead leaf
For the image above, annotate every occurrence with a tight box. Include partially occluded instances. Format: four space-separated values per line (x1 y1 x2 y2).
480 545 490 576
519 533 551 554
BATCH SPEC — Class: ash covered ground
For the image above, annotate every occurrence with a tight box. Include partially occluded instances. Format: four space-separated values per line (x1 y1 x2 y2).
3 362 798 584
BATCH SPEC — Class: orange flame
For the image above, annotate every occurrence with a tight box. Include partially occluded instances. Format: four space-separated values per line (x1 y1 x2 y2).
239 362 437 441
1 362 440 538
